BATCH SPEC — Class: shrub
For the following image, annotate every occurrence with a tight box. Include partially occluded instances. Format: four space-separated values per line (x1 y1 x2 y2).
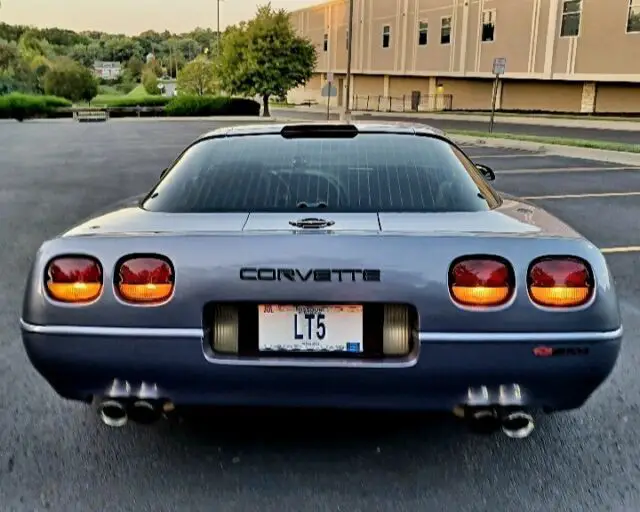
164 95 260 116
0 92 71 121
142 68 161 95
43 57 98 103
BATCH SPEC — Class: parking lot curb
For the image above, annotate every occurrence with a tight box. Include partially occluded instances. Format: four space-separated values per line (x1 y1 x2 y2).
449 134 640 167
7 116 302 124
108 117 302 122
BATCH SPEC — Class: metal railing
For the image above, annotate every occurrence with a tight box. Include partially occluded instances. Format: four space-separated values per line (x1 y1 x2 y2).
353 94 453 113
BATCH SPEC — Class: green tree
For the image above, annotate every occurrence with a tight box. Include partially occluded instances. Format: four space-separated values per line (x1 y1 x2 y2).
141 67 161 95
216 3 316 117
126 55 144 79
177 56 217 95
43 57 98 102
68 42 103 67
0 39 18 71
144 56 163 77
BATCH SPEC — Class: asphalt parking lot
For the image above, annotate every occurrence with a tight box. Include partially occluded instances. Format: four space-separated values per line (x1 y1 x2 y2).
1 119 640 512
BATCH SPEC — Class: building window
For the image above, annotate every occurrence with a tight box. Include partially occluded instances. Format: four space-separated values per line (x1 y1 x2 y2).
628 0 640 33
481 9 495 42
323 34 328 51
440 17 451 44
382 25 391 48
418 21 428 45
560 0 582 37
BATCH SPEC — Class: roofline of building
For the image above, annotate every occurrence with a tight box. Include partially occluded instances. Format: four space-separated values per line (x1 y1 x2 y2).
288 0 343 16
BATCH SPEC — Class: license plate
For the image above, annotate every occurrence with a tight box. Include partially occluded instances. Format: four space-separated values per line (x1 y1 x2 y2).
258 304 364 353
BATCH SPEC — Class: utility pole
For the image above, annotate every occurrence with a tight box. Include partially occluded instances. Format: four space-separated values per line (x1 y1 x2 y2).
343 0 355 121
216 0 224 57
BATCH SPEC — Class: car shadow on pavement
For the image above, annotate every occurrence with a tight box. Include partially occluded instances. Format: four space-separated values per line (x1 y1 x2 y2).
98 405 562 451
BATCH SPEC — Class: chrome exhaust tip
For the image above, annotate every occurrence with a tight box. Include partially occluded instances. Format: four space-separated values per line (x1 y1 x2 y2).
466 407 500 434
128 400 162 425
98 399 128 428
501 410 535 439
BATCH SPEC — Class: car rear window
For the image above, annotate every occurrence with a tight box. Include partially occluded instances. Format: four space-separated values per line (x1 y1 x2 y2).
142 133 500 213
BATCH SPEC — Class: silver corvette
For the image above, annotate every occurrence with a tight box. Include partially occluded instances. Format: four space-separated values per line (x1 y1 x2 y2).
20 122 623 439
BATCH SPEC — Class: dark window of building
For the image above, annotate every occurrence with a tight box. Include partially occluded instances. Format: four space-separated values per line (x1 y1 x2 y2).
481 10 495 42
418 21 428 45
441 17 451 44
627 0 640 33
382 25 391 48
560 0 582 37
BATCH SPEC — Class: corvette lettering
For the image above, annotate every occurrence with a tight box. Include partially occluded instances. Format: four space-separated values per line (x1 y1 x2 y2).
239 268 381 282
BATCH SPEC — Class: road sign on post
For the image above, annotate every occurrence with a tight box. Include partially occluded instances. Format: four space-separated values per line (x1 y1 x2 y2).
489 57 506 133
492 57 506 76
322 77 337 120
321 83 338 98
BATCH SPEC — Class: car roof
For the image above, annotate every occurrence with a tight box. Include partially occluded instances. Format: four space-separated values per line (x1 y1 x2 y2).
194 120 449 142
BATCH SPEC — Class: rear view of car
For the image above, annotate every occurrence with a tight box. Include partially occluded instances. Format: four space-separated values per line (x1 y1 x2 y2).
20 123 623 438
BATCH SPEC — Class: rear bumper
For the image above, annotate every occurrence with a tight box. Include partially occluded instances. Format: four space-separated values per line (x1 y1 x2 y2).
20 320 623 412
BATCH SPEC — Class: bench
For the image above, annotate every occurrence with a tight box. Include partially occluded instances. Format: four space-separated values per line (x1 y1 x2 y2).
74 110 109 122
300 99 319 107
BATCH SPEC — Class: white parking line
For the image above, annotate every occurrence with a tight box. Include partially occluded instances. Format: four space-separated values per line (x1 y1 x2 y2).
468 153 544 159
500 166 639 174
601 246 640 254
521 191 640 200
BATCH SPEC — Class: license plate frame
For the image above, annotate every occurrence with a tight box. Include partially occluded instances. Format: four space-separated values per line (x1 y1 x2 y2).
257 304 364 354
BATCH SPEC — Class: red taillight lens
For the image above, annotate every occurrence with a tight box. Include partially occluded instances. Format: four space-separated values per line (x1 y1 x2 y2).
116 256 174 304
449 257 513 307
46 256 103 303
528 257 593 307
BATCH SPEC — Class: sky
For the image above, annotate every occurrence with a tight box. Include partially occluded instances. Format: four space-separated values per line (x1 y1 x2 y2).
0 0 322 35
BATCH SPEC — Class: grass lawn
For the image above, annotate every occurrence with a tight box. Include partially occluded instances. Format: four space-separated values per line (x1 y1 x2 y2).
91 84 151 106
448 129 640 154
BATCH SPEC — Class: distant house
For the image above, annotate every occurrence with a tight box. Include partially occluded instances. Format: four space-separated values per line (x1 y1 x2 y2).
162 80 178 97
93 61 122 80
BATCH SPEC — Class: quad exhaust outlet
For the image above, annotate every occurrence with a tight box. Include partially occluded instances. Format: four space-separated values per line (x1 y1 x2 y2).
98 399 128 428
461 384 535 439
97 380 170 427
464 406 535 438
500 410 535 439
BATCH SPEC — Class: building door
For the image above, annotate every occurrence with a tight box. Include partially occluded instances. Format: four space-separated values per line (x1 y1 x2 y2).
411 90 421 111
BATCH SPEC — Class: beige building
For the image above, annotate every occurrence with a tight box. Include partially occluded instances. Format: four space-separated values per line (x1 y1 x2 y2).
287 0 640 113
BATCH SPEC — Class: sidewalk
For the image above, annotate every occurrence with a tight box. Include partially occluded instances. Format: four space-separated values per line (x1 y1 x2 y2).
449 134 640 167
275 105 640 132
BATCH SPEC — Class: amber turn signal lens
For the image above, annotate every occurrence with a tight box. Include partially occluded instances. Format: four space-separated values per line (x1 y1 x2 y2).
45 256 103 303
116 256 174 304
451 285 511 306
118 283 173 302
449 257 514 307
528 257 592 307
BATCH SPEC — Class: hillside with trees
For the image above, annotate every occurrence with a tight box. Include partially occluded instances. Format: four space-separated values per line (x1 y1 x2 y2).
0 22 220 97
0 3 316 118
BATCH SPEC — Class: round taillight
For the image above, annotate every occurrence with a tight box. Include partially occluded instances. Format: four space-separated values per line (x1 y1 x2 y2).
449 257 514 307
528 257 593 307
46 256 103 303
116 256 174 304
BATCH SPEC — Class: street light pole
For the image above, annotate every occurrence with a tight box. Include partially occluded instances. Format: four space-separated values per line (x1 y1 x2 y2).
216 0 224 57
343 0 355 121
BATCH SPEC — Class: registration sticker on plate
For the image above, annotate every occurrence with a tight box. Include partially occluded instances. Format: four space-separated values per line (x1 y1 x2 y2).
258 304 364 353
